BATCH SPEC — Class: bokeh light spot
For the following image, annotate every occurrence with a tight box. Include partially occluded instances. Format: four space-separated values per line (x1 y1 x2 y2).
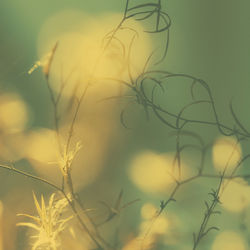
0 93 28 134
37 10 152 99
213 136 241 173
129 151 189 194
212 231 246 250
141 203 157 220
220 178 250 213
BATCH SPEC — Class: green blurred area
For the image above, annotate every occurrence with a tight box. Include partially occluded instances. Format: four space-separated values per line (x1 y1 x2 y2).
0 0 250 249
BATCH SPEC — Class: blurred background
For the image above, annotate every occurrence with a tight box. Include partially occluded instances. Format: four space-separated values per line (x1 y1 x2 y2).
0 0 250 249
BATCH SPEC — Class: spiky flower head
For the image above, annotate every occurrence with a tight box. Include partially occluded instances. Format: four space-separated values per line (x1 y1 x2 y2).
28 42 58 78
58 141 82 177
17 192 72 250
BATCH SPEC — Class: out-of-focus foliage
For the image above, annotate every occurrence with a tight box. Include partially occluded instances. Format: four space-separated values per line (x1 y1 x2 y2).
0 0 250 250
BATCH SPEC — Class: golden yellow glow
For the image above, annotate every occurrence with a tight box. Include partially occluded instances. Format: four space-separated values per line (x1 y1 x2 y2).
140 203 180 246
212 231 246 250
0 93 29 161
141 203 158 220
61 233 89 250
27 11 153 192
25 128 61 163
129 151 189 194
220 178 250 212
122 236 155 250
37 10 152 99
0 201 3 250
0 93 28 134
140 215 169 235
213 136 241 173
24 115 116 189
24 128 62 184
61 120 115 190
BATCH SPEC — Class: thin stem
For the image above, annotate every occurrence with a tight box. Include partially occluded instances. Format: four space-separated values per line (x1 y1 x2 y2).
0 164 111 249
0 164 60 191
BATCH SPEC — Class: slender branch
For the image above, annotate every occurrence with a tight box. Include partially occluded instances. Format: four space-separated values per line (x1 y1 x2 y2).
0 164 111 249
193 177 222 250
0 164 60 191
